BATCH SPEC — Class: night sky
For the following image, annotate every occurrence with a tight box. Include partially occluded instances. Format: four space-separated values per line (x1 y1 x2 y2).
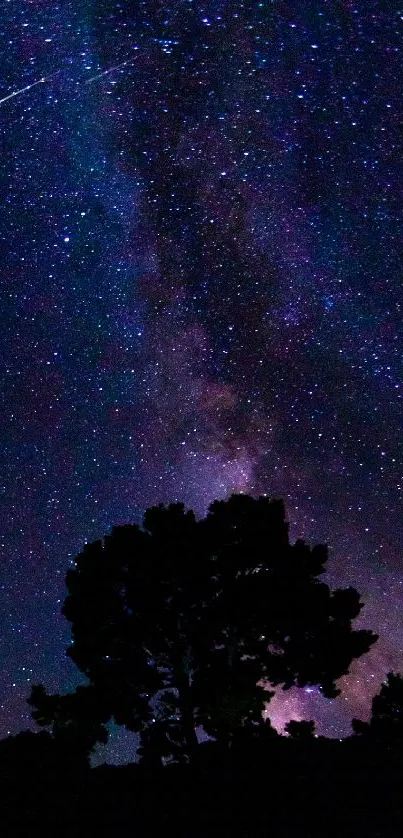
1 1 402 763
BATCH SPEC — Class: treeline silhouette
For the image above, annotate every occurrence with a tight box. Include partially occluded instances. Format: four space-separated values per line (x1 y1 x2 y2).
1 494 402 836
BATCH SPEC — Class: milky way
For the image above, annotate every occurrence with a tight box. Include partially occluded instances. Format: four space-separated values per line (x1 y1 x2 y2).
0 1 402 763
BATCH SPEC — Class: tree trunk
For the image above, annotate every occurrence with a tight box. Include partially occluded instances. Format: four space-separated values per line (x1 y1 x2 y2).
176 655 198 765
181 702 199 764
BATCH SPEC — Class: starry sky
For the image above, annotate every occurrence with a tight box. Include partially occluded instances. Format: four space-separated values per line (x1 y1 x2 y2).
0 0 402 762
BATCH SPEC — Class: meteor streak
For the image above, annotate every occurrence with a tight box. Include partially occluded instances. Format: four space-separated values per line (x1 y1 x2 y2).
0 72 57 107
85 55 139 84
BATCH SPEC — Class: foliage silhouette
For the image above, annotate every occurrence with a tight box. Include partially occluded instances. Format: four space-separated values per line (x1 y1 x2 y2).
352 671 403 743
29 493 377 764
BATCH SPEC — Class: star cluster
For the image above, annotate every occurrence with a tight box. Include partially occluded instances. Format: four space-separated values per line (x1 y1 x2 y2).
0 1 402 756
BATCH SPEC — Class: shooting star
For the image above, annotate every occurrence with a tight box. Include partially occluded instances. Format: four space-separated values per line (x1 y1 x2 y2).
0 72 58 107
85 54 139 84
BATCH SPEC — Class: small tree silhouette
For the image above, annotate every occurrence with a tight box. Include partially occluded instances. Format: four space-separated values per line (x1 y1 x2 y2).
352 672 403 743
285 719 316 740
28 684 110 765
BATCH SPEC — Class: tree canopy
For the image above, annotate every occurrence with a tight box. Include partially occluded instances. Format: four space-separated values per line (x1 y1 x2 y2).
29 494 377 764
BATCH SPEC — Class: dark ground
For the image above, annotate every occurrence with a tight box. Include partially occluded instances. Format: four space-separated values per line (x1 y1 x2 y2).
0 736 402 837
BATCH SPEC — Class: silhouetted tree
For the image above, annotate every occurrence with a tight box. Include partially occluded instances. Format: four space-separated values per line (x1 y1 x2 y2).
285 719 316 740
30 494 377 764
352 672 403 744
